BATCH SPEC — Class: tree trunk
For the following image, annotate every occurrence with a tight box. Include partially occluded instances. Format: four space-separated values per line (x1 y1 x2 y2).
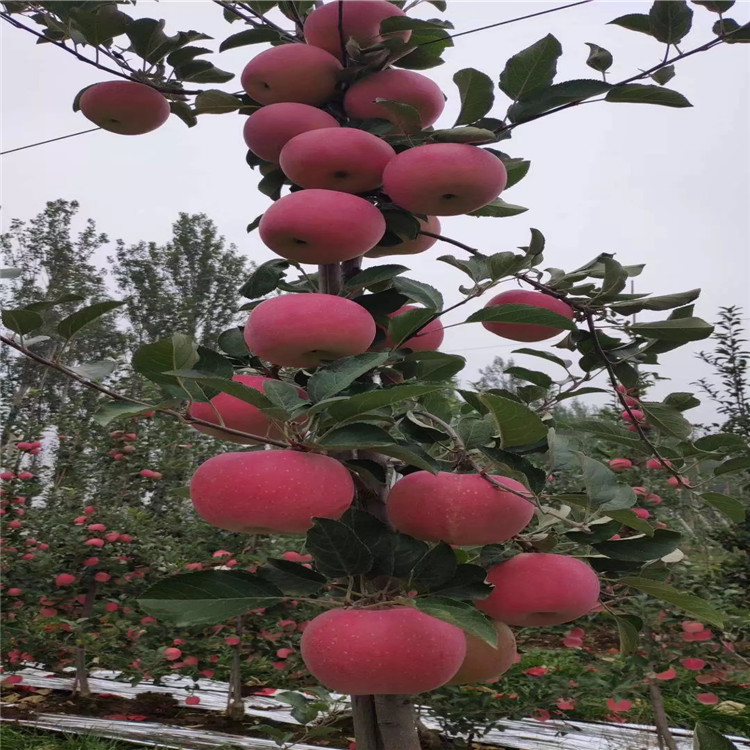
649 680 678 750
352 695 381 750
72 580 97 698
373 695 421 750
226 617 245 721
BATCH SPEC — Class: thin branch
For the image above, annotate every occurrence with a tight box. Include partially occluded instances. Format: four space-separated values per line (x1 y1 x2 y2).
418 230 482 257
0 334 291 448
0 12 203 95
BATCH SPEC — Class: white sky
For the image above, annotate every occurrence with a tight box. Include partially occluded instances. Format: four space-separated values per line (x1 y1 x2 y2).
2 1 749 423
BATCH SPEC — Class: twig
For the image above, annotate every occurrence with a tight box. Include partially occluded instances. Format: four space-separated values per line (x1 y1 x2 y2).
0 334 291 448
418 230 483 257
0 11 202 95
649 680 679 750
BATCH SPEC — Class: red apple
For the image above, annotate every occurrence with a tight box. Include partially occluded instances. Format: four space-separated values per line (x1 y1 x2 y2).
646 457 672 470
243 103 339 162
476 553 600 626
343 69 445 132
608 458 633 471
259 189 386 264
55 573 76 587
188 374 305 444
481 290 574 342
245 293 376 368
386 472 534 545
241 44 342 106
366 215 441 258
304 0 410 60
621 409 645 423
190 449 354 534
447 621 517 685
379 305 444 352
382 144 507 216
164 647 182 661
300 607 465 694
279 127 395 193
79 81 170 135
632 507 650 520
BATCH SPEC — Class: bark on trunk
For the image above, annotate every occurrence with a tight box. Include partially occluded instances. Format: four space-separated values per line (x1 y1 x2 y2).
72 580 97 698
226 618 245 721
649 680 678 750
373 695 421 750
352 695 381 750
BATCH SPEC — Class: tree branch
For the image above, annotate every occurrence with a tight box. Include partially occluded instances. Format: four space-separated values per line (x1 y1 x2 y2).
0 334 291 448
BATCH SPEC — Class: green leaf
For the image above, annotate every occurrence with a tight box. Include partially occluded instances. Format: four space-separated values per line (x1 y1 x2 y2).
239 259 289 299
508 79 611 123
716 18 750 43
649 1 693 44
318 423 395 450
402 351 466 382
610 288 700 315
93 400 157 426
609 13 654 36
415 598 498 646
619 577 724 627
694 433 748 451
585 42 613 73
258 168 286 200
169 100 197 128
388 308 435 348
566 419 643 449
713 455 750 476
479 392 548 449
651 64 676 85
166 45 212 67
466 304 576 331
640 402 693 439
429 564 493 600
486 252 529 280
132 333 199 387
219 27 281 51
392 277 443 311
574 452 637 510
437 254 489 282
345 264 409 289
194 89 242 115
174 59 234 84
69 5 133 45
457 416 495 449
693 723 741 750
513 348 570 369
468 198 529 218
306 518 373 578
499 34 562 101
501 156 531 189
69 359 117 381
258 559 326 596
374 99 423 133
605 509 655 536
138 571 283 627
606 84 692 108
480 446 547 494
57 300 124 340
327 385 441 422
377 442 444 473
307 353 389 402
593 529 681 561
453 68 495 126
411 542 458 590
430 126 497 145
664 391 700 411
614 614 642 657
631 316 713 341
701 492 746 523
503 366 553 389
2 309 43 335
693 0 734 12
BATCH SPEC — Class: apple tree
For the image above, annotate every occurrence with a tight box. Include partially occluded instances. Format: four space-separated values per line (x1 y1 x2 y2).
1 1 749 748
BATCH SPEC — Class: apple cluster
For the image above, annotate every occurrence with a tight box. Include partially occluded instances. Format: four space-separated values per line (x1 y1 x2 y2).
75 0 600 698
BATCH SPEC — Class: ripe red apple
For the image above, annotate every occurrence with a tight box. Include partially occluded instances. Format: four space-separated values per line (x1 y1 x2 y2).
608 458 633 471
244 293 376 368
366 215 441 258
386 472 534 545
343 69 445 132
622 409 645 423
79 81 170 135
382 144 507 216
646 457 672 470
259 189 386 264
190 449 354 534
243 103 339 162
481 290 575 342
188 374 305 444
164 647 182 661
447 621 517 685
55 573 76 587
476 553 600 626
304 0 410 60
300 607 465 694
632 507 650 520
379 305 444 352
241 44 342 106
279 128 395 193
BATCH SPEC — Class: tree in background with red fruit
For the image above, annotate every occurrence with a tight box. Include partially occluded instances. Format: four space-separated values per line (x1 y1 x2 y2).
2 1 749 747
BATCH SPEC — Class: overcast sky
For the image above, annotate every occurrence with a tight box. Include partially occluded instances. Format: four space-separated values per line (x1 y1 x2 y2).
2 1 749 423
